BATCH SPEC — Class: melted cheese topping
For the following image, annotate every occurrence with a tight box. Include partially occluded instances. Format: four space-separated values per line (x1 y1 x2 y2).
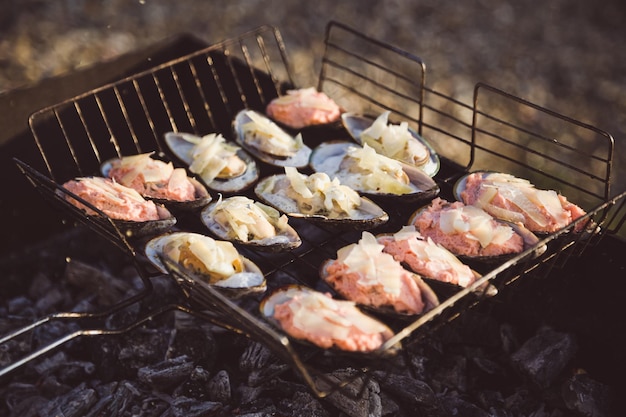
438 204 514 248
336 232 408 295
284 167 360 216
162 234 243 280
360 111 429 165
242 110 303 155
187 133 243 183
210 195 288 241
115 152 174 184
473 173 568 228
283 290 390 340
392 225 469 272
79 176 146 204
338 144 414 195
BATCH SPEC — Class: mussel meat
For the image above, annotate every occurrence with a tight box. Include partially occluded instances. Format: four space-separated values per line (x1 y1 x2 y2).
200 195 301 252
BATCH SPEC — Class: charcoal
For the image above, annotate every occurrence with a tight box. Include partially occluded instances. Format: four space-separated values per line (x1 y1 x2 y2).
27 272 53 300
378 391 401 416
39 374 72 397
37 382 98 417
437 391 490 417
7 395 49 417
114 328 171 371
166 327 216 368
277 390 330 417
499 323 520 355
170 396 222 417
561 373 612 417
63 258 132 306
510 327 578 388
83 381 139 417
7 296 35 317
207 369 231 404
315 368 382 417
239 341 274 372
33 351 68 375
430 354 468 392
137 354 195 391
372 371 438 410
34 287 64 314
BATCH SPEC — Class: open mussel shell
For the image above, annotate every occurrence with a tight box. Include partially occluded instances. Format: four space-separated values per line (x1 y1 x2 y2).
110 205 177 238
232 109 312 168
341 112 440 177
164 131 259 193
254 174 389 230
309 141 440 204
144 232 267 298
200 198 302 252
101 157 212 211
407 205 546 265
319 259 440 320
259 284 400 356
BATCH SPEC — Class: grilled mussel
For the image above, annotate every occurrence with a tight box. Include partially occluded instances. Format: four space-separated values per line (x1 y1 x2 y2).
320 231 440 318
61 176 176 238
260 284 398 354
200 195 301 252
101 152 212 211
145 232 266 298
233 109 312 168
453 171 588 234
341 111 440 177
164 131 259 193
309 141 439 204
254 167 389 229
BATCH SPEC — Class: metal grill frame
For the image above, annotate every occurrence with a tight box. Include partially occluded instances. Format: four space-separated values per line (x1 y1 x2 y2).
6 21 626 397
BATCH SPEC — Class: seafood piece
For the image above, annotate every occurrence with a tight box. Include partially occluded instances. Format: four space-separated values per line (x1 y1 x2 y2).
342 111 440 176
265 87 342 129
61 176 176 236
101 152 211 210
201 195 301 252
254 167 388 229
455 171 587 233
233 109 312 167
145 232 266 296
377 225 478 288
260 285 396 353
310 141 439 203
409 197 540 259
321 232 439 316
164 131 258 193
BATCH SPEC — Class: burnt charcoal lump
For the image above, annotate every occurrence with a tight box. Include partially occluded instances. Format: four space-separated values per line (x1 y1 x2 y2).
510 326 577 388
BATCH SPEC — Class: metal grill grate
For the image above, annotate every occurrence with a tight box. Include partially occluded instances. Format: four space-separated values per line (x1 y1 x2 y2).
5 21 626 397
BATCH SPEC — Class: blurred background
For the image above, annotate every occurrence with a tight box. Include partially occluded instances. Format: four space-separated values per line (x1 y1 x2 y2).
1 0 625 195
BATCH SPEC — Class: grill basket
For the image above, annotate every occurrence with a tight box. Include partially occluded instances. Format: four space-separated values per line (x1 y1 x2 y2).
5 21 626 397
